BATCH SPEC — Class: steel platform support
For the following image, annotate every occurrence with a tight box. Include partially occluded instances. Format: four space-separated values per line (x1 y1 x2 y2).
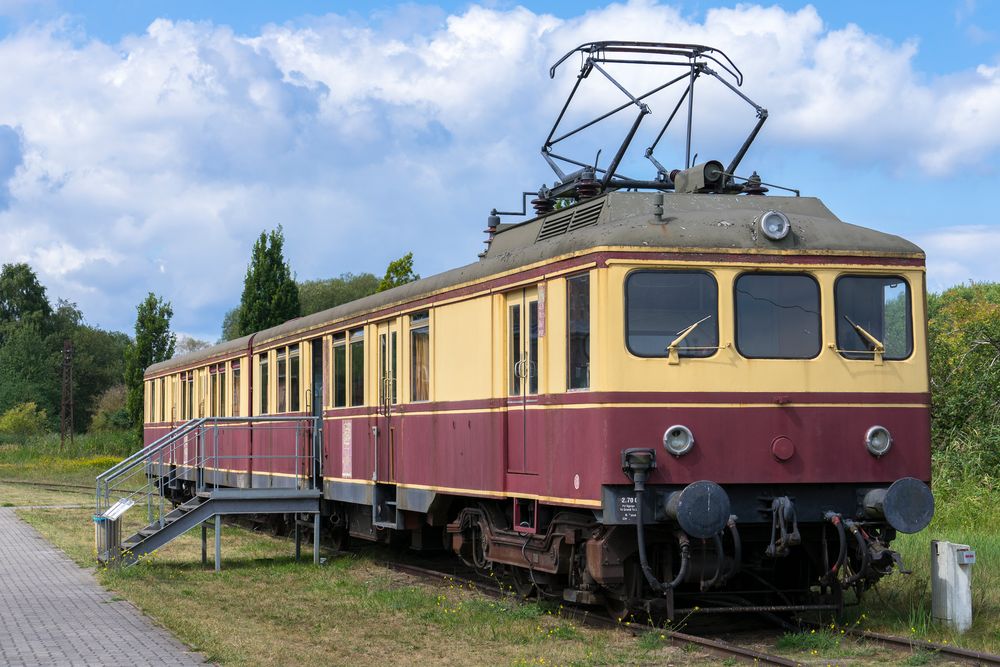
214 514 221 572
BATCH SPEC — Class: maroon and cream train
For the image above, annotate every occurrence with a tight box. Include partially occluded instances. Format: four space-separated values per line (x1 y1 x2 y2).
144 190 934 615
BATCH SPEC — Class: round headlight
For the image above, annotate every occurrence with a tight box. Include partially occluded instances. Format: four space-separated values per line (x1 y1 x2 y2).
664 425 695 456
759 210 790 241
865 425 893 457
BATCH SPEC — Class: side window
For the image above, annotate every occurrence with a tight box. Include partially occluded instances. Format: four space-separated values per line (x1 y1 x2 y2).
276 349 287 412
567 273 590 389
350 329 365 406
332 333 347 408
209 368 218 417
410 312 430 402
219 365 227 417
159 378 165 422
289 344 301 412
231 361 241 417
735 273 821 359
379 330 398 405
146 380 153 422
626 271 719 357
259 354 269 415
835 276 912 360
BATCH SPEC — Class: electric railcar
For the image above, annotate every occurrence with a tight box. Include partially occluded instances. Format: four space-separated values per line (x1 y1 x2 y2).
142 42 933 617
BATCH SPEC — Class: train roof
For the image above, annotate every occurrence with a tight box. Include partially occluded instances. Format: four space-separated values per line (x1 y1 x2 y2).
147 191 923 377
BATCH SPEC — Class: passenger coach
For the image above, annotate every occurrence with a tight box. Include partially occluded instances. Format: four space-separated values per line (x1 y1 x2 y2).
144 190 932 615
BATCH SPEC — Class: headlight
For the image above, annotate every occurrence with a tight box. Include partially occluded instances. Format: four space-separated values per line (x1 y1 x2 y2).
865 425 892 457
663 425 695 456
759 210 790 240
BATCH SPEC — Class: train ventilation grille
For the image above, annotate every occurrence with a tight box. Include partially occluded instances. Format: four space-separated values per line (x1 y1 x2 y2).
535 200 605 242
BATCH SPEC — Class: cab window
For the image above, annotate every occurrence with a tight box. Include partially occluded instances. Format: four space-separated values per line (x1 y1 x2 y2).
626 270 718 357
835 276 912 360
735 273 820 359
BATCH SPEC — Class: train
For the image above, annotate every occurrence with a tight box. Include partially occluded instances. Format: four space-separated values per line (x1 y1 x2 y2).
141 42 934 619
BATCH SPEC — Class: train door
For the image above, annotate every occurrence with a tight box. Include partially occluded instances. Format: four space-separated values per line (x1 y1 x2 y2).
375 320 400 483
505 287 540 474
309 337 324 487
373 320 403 528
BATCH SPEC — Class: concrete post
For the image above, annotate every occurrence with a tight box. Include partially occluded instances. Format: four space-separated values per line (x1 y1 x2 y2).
931 540 975 633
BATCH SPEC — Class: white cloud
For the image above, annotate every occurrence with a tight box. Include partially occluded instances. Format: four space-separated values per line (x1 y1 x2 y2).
0 2 998 336
917 225 1000 292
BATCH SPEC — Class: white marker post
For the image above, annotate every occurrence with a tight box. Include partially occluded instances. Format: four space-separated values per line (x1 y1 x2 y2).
931 540 975 633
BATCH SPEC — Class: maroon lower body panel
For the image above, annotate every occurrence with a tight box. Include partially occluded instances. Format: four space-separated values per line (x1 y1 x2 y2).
146 395 930 507
317 395 931 507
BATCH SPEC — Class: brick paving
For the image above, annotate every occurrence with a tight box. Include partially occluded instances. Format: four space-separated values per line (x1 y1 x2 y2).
0 508 207 666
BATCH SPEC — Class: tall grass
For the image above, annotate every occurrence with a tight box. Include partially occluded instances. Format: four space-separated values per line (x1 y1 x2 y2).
859 422 1000 652
0 430 138 486
0 430 138 463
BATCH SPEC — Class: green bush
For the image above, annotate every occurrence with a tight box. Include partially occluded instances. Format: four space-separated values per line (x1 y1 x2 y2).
90 385 130 432
928 282 1000 437
0 402 49 437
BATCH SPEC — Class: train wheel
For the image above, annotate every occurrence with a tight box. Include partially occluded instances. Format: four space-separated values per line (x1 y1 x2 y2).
604 593 632 622
506 565 535 599
604 556 640 621
330 526 350 553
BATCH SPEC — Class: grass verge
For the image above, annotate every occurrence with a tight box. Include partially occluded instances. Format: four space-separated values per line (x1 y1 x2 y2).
856 477 1000 654
19 507 694 666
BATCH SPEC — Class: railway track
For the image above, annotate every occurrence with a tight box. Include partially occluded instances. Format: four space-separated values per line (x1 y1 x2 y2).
382 560 800 665
381 558 1000 666
798 619 1000 666
0 479 97 493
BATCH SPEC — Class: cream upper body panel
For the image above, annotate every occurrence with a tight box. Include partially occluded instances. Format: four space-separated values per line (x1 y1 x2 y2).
592 262 927 397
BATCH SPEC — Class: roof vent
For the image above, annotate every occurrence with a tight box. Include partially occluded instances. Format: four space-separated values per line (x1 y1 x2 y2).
536 199 605 242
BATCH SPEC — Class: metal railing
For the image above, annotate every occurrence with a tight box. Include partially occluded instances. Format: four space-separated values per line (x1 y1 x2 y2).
95 416 321 539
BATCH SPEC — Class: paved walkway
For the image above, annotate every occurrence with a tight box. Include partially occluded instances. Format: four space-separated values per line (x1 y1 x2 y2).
0 508 207 666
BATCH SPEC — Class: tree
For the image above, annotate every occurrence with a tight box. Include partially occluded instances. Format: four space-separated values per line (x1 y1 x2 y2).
0 262 51 327
174 335 211 357
299 272 380 316
928 282 1000 436
237 226 300 336
69 323 129 432
0 319 56 423
220 306 241 342
377 252 420 293
124 293 176 438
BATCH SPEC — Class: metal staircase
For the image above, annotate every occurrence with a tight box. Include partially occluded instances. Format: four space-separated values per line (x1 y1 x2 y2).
95 416 322 568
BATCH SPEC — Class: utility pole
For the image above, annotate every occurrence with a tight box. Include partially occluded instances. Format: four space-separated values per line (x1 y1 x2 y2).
60 339 74 450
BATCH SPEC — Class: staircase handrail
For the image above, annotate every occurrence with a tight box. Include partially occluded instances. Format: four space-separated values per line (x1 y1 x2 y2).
95 415 321 513
97 418 207 486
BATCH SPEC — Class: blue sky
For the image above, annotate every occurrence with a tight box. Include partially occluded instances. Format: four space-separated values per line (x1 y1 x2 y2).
0 1 998 341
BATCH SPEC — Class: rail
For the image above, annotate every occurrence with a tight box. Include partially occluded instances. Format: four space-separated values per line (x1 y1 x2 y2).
95 416 321 537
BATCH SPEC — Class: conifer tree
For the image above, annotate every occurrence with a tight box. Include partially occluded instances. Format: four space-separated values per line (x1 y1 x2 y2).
237 226 300 336
124 293 175 438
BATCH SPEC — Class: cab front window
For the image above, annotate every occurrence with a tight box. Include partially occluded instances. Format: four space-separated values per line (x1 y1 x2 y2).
735 273 820 359
626 270 718 358
835 275 912 360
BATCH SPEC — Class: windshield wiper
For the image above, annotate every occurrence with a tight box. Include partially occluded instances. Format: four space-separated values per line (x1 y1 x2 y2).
666 315 712 364
843 315 885 364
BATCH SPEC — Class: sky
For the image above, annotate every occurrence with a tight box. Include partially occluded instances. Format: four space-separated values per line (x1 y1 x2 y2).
0 1 998 341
